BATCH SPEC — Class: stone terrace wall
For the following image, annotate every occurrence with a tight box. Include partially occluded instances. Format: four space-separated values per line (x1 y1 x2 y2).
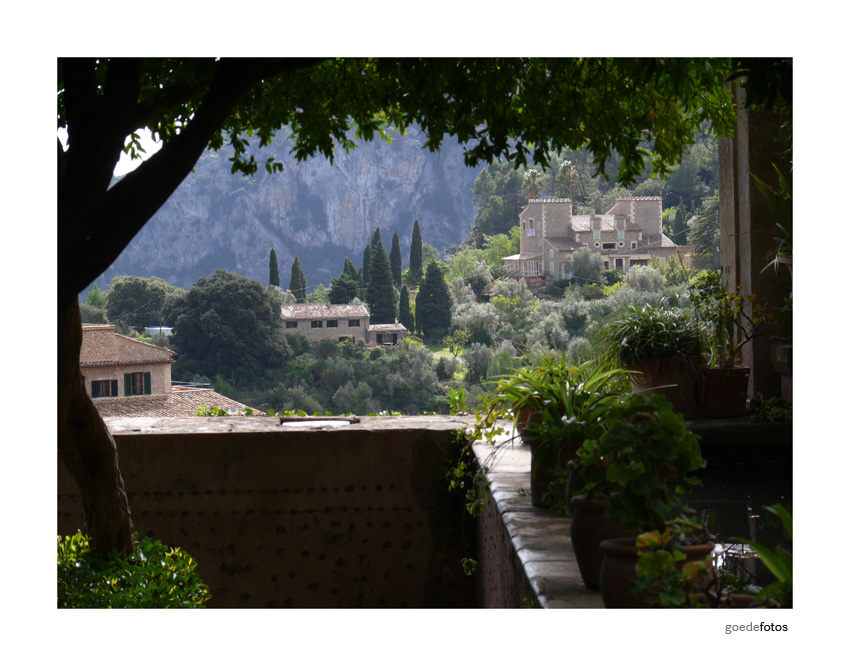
58 416 477 608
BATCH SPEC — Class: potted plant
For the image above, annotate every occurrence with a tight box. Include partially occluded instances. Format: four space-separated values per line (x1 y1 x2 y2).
522 357 629 508
474 349 628 508
601 304 703 417
573 393 713 607
690 272 776 417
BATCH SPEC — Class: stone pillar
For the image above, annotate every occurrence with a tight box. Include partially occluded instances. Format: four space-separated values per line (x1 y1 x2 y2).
718 84 792 400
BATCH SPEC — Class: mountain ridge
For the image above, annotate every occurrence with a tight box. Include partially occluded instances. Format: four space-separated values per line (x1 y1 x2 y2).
97 130 481 294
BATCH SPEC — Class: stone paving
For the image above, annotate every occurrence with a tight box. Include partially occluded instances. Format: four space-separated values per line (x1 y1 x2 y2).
472 433 604 608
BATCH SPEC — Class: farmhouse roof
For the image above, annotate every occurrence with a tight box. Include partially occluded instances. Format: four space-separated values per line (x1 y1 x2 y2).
93 388 263 418
280 303 370 320
80 325 175 368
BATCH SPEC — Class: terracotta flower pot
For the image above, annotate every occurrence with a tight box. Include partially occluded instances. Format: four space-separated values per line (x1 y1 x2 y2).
599 537 715 608
569 495 637 589
698 366 750 418
525 436 559 508
629 358 699 417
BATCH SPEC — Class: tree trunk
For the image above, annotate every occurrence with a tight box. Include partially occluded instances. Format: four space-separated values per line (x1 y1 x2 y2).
58 297 134 556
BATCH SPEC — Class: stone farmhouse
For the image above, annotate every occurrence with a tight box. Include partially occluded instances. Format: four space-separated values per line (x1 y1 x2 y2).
280 303 408 346
81 324 175 398
503 197 693 284
80 324 258 416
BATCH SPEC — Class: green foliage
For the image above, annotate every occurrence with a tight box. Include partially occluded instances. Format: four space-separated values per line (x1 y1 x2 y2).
78 302 107 324
751 164 792 271
268 248 280 287
416 262 453 340
567 247 604 285
602 304 702 367
575 393 705 534
738 504 792 608
86 283 107 308
398 285 414 331
105 275 183 329
390 231 403 287
689 271 776 368
58 532 211 608
624 265 665 292
366 230 398 324
687 192 720 270
289 256 307 302
169 269 290 375
472 162 525 238
409 220 423 283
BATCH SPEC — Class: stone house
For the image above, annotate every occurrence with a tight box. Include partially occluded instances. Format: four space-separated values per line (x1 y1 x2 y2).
80 324 175 398
503 197 693 282
280 303 407 346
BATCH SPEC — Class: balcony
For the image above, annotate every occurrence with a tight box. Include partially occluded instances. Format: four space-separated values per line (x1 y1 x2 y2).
58 414 791 608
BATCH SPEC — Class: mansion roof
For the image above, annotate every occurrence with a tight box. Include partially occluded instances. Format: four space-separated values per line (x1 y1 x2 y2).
80 325 175 368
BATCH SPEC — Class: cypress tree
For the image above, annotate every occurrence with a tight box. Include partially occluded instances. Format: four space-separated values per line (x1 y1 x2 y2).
390 231 402 287
329 258 360 304
409 219 423 283
289 256 307 302
361 243 372 290
268 248 280 287
398 285 414 332
366 236 397 324
416 262 452 341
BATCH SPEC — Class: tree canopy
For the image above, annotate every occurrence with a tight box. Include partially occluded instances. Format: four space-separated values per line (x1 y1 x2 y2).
104 275 183 329
166 269 289 375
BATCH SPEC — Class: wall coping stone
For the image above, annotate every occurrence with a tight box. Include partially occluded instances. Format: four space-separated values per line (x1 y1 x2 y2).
471 430 603 608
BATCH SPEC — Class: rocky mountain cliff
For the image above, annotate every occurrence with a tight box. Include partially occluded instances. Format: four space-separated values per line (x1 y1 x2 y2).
103 129 481 292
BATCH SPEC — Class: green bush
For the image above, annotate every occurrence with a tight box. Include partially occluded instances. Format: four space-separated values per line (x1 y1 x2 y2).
58 532 211 608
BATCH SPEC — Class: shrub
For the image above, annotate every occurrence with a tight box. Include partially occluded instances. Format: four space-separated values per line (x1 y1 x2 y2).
58 532 211 608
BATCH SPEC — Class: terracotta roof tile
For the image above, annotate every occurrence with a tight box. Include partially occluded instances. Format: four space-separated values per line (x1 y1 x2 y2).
80 325 174 368
93 389 264 418
280 303 370 320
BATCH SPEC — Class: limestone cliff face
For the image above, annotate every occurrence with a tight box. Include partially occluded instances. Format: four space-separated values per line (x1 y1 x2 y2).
107 130 479 291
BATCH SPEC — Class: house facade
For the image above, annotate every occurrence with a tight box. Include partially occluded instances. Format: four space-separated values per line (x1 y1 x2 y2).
80 324 175 398
280 303 407 346
503 197 693 282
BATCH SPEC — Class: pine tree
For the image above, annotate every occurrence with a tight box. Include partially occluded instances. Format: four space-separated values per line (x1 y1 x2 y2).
398 285 414 332
390 231 402 287
409 219 423 284
268 248 280 287
289 256 307 303
366 235 397 324
416 262 452 341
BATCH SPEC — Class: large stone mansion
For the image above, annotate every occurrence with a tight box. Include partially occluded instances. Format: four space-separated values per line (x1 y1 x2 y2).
503 197 693 283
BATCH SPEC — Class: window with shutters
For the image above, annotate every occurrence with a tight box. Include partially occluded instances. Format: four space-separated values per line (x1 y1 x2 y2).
91 379 118 398
123 371 151 396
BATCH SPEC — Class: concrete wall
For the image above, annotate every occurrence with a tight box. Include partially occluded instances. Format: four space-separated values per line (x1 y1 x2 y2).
58 416 477 608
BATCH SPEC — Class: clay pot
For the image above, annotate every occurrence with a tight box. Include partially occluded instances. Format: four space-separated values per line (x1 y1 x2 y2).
629 359 699 417
569 495 637 589
525 436 559 508
698 366 750 418
599 537 715 608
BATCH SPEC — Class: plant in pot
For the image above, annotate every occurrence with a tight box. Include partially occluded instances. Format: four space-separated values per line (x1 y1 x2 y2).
601 304 703 417
474 348 628 509
573 393 712 607
521 357 629 510
690 271 776 418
